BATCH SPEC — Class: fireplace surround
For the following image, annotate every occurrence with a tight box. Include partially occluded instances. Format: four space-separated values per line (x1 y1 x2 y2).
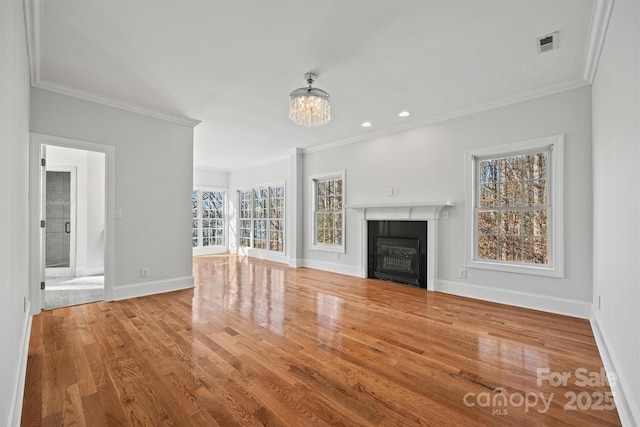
349 201 453 291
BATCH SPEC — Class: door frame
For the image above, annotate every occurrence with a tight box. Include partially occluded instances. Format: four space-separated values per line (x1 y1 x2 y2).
29 133 116 314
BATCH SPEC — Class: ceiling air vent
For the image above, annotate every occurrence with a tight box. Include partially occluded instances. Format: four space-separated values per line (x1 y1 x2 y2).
536 31 558 54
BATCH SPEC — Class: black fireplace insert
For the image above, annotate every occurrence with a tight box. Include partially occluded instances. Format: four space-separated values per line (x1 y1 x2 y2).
368 220 427 288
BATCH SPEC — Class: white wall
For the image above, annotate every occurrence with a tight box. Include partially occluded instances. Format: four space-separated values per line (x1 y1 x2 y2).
194 165 228 188
0 0 31 425
47 145 106 276
303 86 593 316
592 0 640 424
31 88 195 300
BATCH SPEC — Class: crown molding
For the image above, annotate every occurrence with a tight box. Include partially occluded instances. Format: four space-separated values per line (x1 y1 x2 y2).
23 0 42 85
583 0 615 83
304 78 589 155
23 0 200 128
34 79 201 127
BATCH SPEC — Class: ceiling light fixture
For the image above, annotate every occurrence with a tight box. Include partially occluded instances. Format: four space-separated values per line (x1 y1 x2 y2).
398 111 411 117
289 73 331 127
361 122 372 128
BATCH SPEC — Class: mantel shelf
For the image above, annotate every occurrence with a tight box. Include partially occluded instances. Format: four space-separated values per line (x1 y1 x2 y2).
347 201 454 221
347 201 454 211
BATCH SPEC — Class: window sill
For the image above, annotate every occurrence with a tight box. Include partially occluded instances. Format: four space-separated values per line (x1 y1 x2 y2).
468 259 564 278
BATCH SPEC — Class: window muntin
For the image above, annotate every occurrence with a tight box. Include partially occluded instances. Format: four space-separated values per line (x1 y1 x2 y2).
467 135 563 277
193 189 225 249
476 151 548 264
311 171 345 252
238 185 285 253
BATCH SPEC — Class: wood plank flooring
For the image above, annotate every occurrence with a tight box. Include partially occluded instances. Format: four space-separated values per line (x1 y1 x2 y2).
22 254 621 426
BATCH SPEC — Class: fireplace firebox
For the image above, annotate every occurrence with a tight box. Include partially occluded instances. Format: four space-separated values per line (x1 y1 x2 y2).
368 220 428 288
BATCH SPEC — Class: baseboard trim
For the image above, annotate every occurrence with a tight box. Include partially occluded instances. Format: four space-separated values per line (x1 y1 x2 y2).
590 310 638 427
236 249 290 265
192 246 228 257
436 279 591 318
113 276 194 301
288 258 303 268
302 259 361 277
7 302 32 427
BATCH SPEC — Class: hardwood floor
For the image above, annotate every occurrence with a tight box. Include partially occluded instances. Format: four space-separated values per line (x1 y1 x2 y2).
22 254 620 426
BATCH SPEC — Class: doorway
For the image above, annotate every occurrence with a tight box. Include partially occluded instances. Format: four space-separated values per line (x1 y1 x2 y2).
43 145 105 310
29 133 116 314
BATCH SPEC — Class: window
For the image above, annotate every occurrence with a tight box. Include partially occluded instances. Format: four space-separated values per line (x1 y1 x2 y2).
467 135 563 277
311 171 345 253
193 189 225 252
238 185 285 253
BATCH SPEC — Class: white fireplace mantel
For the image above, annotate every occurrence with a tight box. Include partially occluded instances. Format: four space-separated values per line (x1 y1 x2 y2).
347 201 454 220
348 201 454 291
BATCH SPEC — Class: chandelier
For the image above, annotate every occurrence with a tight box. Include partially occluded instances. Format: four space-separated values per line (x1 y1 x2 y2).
289 73 331 127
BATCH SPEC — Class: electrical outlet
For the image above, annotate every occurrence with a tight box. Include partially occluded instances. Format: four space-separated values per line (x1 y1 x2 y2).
335 253 340 261
140 267 150 278
458 268 466 279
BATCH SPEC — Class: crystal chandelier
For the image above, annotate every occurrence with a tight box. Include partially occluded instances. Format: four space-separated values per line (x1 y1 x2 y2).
289 73 331 127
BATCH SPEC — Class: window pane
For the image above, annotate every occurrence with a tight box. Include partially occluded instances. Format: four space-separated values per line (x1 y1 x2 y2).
523 152 547 179
477 210 498 235
192 191 199 247
478 234 498 260
479 159 499 185
500 182 523 207
479 184 499 208
500 236 523 262
499 211 522 236
523 180 547 206
475 148 550 266
315 178 343 246
523 210 547 236
524 237 547 264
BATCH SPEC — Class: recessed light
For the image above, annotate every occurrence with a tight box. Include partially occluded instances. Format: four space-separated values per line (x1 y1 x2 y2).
361 122 372 128
398 111 411 117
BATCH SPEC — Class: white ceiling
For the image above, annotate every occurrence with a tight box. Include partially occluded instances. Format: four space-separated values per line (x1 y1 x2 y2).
30 0 594 171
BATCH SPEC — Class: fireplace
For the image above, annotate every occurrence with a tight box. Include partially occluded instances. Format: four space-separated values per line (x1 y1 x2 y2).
368 220 428 288
374 236 420 285
350 201 453 291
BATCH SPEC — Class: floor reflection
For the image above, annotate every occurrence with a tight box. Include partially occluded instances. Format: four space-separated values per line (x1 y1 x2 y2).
193 254 286 334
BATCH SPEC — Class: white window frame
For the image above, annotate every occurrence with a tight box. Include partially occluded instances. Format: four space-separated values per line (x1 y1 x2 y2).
236 182 286 254
192 187 227 256
465 135 564 277
310 170 346 253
